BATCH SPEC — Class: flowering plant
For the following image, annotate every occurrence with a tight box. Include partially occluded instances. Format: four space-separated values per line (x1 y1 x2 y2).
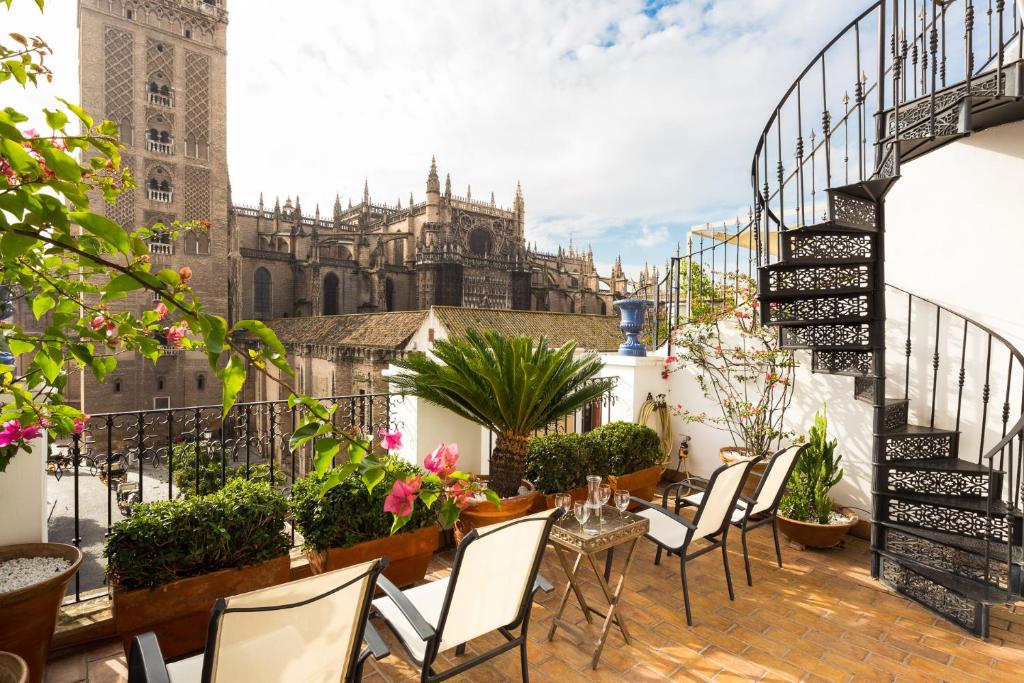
383 439 498 534
665 274 797 456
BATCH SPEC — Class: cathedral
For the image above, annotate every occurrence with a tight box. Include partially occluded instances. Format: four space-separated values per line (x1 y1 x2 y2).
64 0 627 414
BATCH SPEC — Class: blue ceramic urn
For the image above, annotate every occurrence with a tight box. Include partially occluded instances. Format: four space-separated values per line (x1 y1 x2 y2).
612 299 654 357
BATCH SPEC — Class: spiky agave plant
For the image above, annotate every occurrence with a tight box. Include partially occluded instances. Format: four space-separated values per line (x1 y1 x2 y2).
389 330 615 498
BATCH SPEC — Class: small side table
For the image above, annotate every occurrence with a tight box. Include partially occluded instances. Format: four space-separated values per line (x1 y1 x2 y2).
546 506 649 669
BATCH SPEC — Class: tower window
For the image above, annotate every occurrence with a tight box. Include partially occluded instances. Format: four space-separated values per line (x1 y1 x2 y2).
184 28 192 39
157 376 165 391
126 9 133 20
113 378 122 393
322 272 340 315
254 267 272 319
196 374 205 391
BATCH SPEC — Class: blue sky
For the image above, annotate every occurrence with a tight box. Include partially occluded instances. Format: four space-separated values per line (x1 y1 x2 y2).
9 0 865 279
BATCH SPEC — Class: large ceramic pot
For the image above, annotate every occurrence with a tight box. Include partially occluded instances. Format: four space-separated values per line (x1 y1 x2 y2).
0 653 27 683
612 299 654 357
719 446 768 500
609 465 664 507
540 485 588 511
0 543 82 683
112 555 290 660
307 525 439 588
454 480 539 543
776 508 859 549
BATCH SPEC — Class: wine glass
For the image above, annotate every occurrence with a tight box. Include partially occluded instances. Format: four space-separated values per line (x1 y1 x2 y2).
554 493 572 518
574 501 590 532
598 484 612 526
614 489 630 518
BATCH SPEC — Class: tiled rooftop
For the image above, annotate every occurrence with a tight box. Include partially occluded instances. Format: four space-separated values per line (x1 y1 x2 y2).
46 523 1024 682
432 306 623 352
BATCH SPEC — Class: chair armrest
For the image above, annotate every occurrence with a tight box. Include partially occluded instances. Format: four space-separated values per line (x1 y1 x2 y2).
661 477 708 508
533 573 554 593
127 632 170 683
375 575 437 641
739 495 757 508
630 496 697 531
362 621 390 661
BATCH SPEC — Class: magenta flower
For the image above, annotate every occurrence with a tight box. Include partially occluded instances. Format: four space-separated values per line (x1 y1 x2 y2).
154 302 169 320
383 476 422 518
19 423 42 441
379 427 402 452
73 416 89 435
424 442 459 478
89 315 106 331
664 355 678 365
165 323 187 348
0 420 22 447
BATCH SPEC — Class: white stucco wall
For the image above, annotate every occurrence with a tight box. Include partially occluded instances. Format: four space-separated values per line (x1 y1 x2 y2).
0 433 49 545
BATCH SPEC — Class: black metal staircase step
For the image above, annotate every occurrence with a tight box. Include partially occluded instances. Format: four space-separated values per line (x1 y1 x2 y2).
825 177 898 204
876 520 1017 564
885 457 990 474
877 549 1009 605
761 257 875 272
880 490 1020 516
779 323 873 350
878 554 988 636
759 286 874 303
880 424 960 462
810 349 874 377
882 458 1002 501
780 227 875 264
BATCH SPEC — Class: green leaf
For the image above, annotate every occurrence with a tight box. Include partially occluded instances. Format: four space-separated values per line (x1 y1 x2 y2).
92 355 116 382
483 488 501 507
70 211 132 255
218 354 246 418
389 514 411 535
347 438 368 465
101 273 144 301
312 438 340 475
289 420 322 453
1 137 37 172
156 269 181 287
0 230 37 258
33 348 60 383
418 489 440 509
57 98 93 129
31 293 54 319
44 109 68 131
437 499 461 529
198 314 227 359
39 145 80 181
8 338 34 356
361 466 385 494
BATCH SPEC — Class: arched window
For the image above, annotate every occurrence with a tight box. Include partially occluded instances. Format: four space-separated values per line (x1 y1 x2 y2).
185 231 210 255
322 272 339 315
157 376 165 391
599 299 607 315
384 278 395 312
394 239 404 265
196 374 205 391
468 229 491 257
113 378 122 393
253 267 272 319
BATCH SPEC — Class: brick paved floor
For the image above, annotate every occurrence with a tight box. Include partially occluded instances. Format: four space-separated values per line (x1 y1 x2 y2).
46 527 1024 682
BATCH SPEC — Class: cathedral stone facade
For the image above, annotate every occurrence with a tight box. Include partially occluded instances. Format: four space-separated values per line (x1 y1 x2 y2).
70 0 627 414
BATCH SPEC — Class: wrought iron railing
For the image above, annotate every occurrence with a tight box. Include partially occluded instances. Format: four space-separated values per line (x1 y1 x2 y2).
751 0 1022 267
51 393 395 603
886 284 1024 598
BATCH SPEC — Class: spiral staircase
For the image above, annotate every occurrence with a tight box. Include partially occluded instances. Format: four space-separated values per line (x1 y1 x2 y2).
753 1 1024 637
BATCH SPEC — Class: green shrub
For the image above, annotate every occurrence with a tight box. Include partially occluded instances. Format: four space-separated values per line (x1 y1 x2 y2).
779 409 843 524
525 433 594 494
290 456 435 552
525 421 663 494
586 421 664 475
171 441 284 497
104 479 290 591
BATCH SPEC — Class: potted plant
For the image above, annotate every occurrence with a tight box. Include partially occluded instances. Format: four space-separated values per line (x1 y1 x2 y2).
588 421 665 503
777 409 858 549
170 440 284 497
389 330 614 534
525 432 594 507
291 455 439 587
666 275 797 497
104 479 291 659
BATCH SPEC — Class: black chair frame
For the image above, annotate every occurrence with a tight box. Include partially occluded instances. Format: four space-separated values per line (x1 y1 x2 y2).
633 457 760 625
373 510 562 683
128 558 390 683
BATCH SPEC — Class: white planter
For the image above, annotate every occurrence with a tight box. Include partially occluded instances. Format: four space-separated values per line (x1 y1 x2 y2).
0 428 48 546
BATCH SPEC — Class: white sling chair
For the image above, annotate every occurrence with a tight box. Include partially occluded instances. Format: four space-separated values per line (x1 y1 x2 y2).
127 559 388 683
676 445 806 586
372 508 562 682
632 457 760 625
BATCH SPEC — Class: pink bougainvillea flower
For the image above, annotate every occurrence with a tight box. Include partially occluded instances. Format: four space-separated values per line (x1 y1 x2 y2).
89 315 106 331
0 420 22 447
378 427 402 452
22 128 38 138
383 476 422 517
73 416 89 435
165 323 188 348
19 423 42 441
424 442 459 478
449 480 473 510
154 302 169 320
664 355 678 365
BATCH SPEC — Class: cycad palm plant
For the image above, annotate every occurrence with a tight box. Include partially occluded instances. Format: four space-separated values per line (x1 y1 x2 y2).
389 330 615 498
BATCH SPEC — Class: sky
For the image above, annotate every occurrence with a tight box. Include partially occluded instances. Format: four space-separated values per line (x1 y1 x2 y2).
8 0 865 279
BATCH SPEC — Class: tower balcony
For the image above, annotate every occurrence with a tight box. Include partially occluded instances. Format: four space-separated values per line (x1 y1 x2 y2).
146 139 174 155
147 188 173 203
148 241 174 255
147 90 174 107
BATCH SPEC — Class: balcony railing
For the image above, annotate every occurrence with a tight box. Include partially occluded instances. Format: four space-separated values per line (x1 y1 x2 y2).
147 188 173 203
146 139 174 155
148 241 173 255
49 393 396 603
147 91 174 107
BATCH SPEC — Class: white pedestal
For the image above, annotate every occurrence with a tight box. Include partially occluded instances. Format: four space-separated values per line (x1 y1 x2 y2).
0 433 48 545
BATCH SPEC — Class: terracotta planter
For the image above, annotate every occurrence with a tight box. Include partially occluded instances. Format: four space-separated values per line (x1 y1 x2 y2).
307 525 439 588
0 653 27 683
112 555 290 660
720 446 768 500
609 466 665 507
0 543 82 683
454 480 539 544
776 508 859 549
540 486 588 510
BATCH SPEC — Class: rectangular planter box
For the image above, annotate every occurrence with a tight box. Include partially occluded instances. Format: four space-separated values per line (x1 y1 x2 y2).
308 525 439 589
609 465 665 508
112 555 291 659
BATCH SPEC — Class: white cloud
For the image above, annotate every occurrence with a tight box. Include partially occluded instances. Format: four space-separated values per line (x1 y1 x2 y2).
6 0 866 278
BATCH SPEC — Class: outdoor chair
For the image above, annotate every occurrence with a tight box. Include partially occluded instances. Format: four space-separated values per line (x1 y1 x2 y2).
675 444 806 586
127 558 389 683
372 508 562 682
632 457 760 625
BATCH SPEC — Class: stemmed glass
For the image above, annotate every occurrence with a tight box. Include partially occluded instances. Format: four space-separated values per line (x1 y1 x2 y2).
598 484 611 526
554 493 572 520
614 489 630 519
574 501 590 532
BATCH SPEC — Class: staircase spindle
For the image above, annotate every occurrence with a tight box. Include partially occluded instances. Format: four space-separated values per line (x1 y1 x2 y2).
912 0 920 98
930 3 939 136
905 293 913 400
796 82 806 226
921 2 930 94
996 0 1005 93
856 21 865 180
893 0 903 178
979 334 993 464
1000 358 1013 473
940 0 949 87
902 0 910 103
822 57 833 186
955 319 968 433
966 0 975 92
930 307 941 428
777 112 785 228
